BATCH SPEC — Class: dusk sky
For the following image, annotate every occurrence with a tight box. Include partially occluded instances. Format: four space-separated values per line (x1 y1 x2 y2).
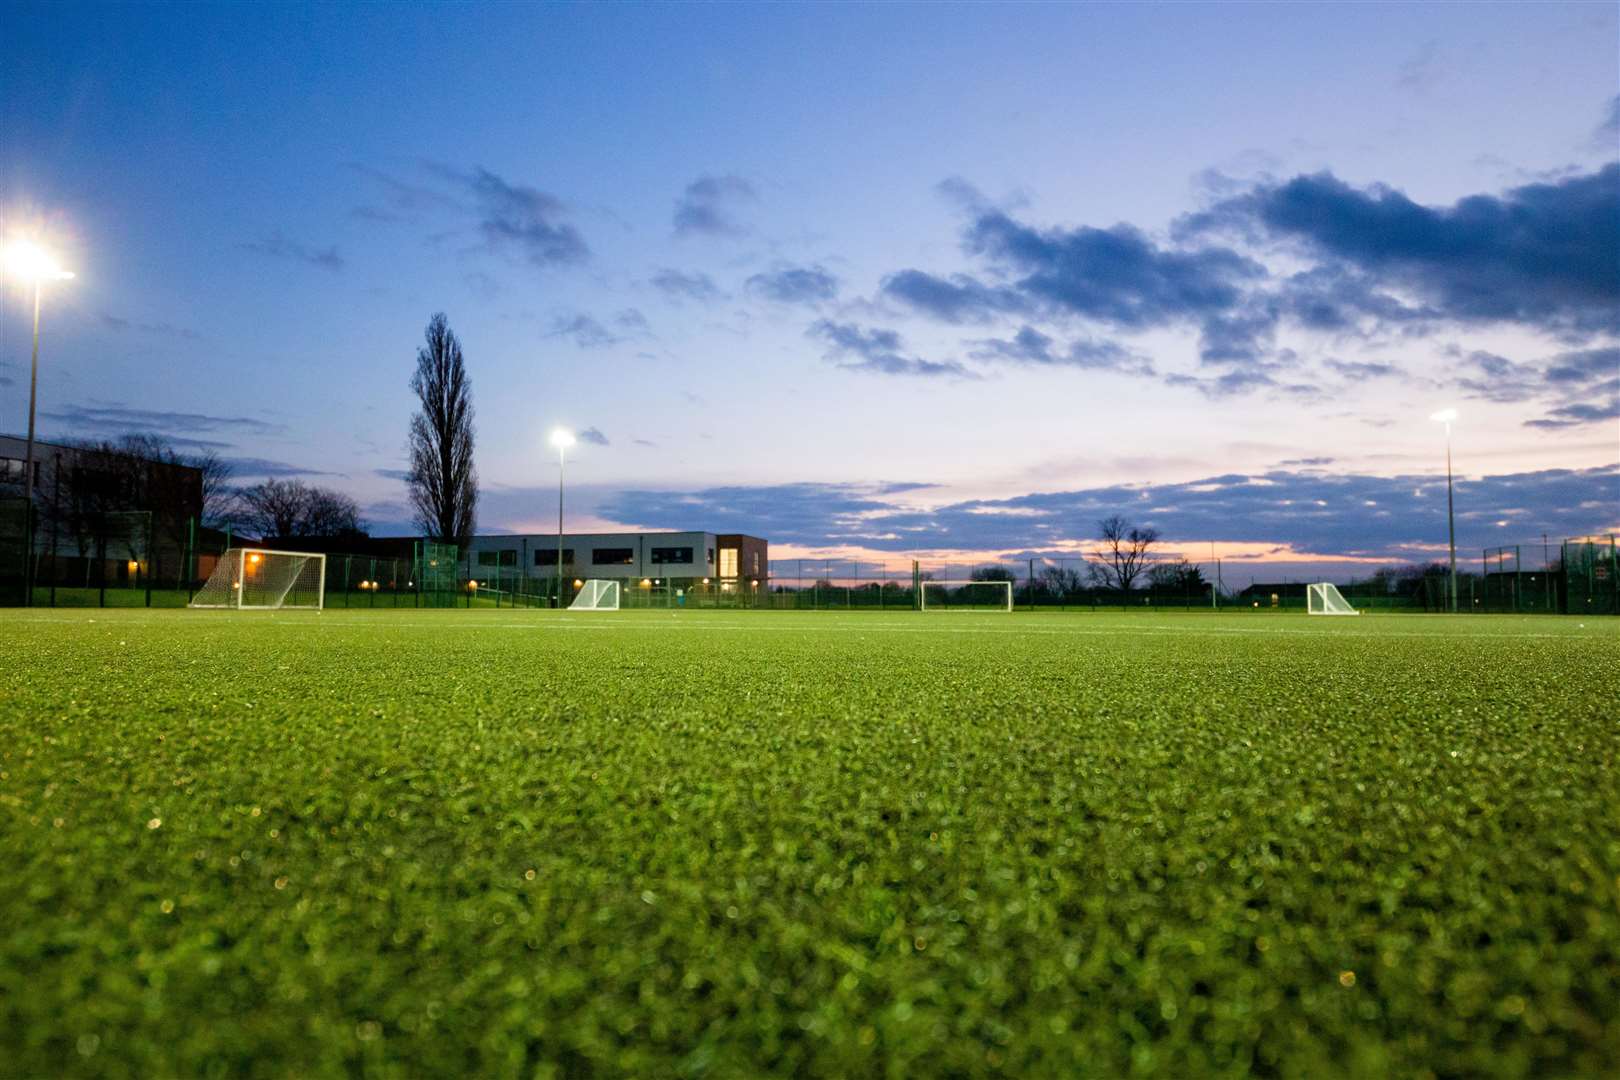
3 1 1616 576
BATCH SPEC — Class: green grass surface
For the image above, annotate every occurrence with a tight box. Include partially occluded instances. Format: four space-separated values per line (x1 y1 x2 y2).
2 608 1616 1078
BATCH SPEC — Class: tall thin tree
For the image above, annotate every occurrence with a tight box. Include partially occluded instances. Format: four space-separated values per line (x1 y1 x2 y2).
407 313 478 546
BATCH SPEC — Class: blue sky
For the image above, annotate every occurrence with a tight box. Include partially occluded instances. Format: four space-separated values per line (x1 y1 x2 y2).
2 1 1616 576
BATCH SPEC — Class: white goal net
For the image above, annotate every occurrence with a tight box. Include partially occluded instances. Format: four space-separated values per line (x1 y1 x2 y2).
1307 582 1360 616
569 579 620 611
189 548 327 610
920 580 1013 612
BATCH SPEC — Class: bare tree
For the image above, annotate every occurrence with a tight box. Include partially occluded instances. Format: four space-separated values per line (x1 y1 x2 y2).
407 313 478 546
1148 558 1206 591
193 450 237 528
1037 563 1086 598
236 478 366 540
1090 514 1160 592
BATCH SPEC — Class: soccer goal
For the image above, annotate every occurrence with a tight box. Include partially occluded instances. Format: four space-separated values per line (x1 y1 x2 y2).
920 580 1014 612
189 548 327 610
569 579 620 611
1307 582 1360 616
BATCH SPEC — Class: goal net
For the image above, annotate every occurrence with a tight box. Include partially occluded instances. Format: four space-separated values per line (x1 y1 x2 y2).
1307 582 1359 616
920 580 1013 612
569 579 620 611
189 548 327 610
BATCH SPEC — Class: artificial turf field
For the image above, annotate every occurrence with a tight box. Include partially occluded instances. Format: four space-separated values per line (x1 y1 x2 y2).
1 608 1616 1079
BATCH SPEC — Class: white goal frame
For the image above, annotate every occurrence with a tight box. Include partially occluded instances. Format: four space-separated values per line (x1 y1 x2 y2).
569 579 621 611
920 580 1014 612
1307 582 1360 616
189 548 327 610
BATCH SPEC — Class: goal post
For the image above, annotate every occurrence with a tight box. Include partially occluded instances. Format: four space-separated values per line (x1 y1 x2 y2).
1307 582 1359 616
189 548 327 610
568 579 620 611
920 580 1013 612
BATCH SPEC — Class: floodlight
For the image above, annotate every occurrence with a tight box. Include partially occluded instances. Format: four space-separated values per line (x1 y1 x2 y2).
549 428 576 450
1429 408 1458 424
3 239 74 282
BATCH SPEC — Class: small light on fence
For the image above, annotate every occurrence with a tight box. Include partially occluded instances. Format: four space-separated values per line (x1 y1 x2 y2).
468 581 479 591
653 579 660 586
573 578 583 587
641 578 651 587
248 553 262 565
127 560 139 573
749 579 758 587
701 577 710 585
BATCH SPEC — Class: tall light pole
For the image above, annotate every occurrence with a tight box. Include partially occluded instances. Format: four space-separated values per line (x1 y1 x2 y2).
550 428 575 608
5 240 75 606
1430 408 1459 613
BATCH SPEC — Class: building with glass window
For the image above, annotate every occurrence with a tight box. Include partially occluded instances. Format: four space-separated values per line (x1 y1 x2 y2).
465 531 767 589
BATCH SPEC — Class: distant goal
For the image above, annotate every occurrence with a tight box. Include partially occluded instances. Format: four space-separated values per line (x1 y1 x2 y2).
189 548 326 610
1307 582 1360 616
569 579 620 611
920 580 1013 612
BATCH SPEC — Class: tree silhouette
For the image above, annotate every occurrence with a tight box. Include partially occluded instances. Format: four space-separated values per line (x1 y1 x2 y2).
407 313 478 547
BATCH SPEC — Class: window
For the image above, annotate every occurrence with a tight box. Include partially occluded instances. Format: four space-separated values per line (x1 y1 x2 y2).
707 547 714 565
719 548 738 578
592 548 635 565
535 549 574 566
499 549 517 567
751 552 760 574
650 546 693 564
477 550 499 567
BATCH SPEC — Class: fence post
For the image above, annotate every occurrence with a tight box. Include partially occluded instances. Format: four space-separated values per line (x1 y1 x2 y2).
144 513 155 608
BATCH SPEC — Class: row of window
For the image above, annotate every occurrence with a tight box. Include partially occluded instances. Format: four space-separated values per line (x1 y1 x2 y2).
475 545 716 568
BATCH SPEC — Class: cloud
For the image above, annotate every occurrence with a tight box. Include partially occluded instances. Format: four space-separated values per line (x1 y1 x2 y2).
221 457 336 479
579 427 610 446
1597 95 1620 142
651 268 723 303
461 167 588 268
99 313 200 340
42 403 282 439
1443 344 1617 427
374 468 412 481
242 232 343 271
807 320 972 378
1183 165 1620 337
546 313 621 349
600 464 1619 558
968 325 1155 375
880 269 1027 324
746 264 839 304
1323 358 1401 380
673 174 756 237
1395 40 1442 93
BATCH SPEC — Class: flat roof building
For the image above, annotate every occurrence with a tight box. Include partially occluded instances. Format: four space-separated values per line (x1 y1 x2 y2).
464 531 767 586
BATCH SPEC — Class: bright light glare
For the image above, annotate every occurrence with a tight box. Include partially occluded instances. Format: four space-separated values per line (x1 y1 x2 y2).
1430 408 1458 424
4 239 74 282
549 428 576 450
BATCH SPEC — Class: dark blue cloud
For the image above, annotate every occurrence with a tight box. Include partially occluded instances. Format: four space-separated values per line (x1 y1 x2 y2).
880 269 1026 324
746 264 839 304
651 268 723 303
673 175 755 237
600 465 1619 559
242 232 343 271
1183 165 1620 336
546 313 620 348
43 402 281 440
963 212 1266 328
578 427 610 446
807 320 971 378
968 325 1154 375
463 167 588 268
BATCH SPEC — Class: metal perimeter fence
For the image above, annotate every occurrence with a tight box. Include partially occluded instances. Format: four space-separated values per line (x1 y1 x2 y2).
0 502 1614 615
